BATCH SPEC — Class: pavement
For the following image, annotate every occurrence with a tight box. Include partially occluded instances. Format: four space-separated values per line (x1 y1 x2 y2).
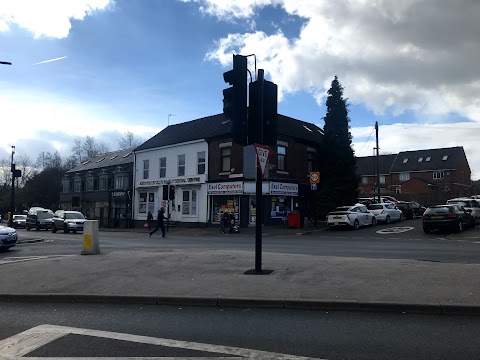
2 223 480 315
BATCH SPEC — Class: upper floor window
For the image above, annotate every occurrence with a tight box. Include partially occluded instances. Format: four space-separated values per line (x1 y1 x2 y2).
115 175 128 189
159 157 166 178
99 178 108 190
221 148 231 172
74 180 81 192
63 180 70 193
307 151 315 173
402 158 408 163
426 157 431 162
418 157 423 162
178 154 185 176
379 175 386 184
433 171 444 179
197 151 206 175
143 159 149 179
442 155 448 161
278 146 287 171
86 178 93 191
399 172 410 182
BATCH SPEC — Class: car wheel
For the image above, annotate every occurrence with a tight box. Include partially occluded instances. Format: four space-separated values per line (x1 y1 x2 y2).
399 213 404 222
412 213 416 220
385 215 391 224
371 217 377 227
52 225 57 233
423 226 430 234
457 221 463 233
63 224 69 234
26 224 30 231
353 219 360 230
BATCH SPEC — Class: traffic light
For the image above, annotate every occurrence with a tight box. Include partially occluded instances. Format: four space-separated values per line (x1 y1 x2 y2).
248 79 278 146
223 54 248 145
162 185 168 200
169 185 175 200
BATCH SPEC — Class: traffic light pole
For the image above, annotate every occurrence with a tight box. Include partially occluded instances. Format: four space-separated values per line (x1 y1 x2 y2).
255 70 265 273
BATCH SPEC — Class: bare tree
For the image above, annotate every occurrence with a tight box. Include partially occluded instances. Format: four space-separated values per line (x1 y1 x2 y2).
119 131 142 150
15 153 36 187
71 138 83 165
96 140 110 155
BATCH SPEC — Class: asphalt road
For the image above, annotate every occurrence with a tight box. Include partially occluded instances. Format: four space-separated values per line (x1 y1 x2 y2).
4 218 480 263
1 302 480 359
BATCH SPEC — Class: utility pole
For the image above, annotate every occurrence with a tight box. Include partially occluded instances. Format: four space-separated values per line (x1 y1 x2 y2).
375 121 381 203
9 146 15 227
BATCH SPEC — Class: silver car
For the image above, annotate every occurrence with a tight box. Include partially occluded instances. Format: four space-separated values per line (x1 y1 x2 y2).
0 225 18 250
367 203 404 224
52 210 86 233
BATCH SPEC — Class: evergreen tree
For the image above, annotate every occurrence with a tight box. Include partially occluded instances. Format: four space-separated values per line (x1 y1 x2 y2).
316 76 359 217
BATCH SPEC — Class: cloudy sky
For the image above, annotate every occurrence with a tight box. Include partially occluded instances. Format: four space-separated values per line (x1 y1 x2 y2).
1 0 480 178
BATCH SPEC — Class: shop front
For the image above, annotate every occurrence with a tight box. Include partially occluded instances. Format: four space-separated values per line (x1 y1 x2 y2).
109 190 132 228
207 181 299 227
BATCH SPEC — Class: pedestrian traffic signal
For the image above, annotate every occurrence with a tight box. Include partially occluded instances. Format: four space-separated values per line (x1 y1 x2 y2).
223 54 248 146
169 185 175 200
162 185 168 200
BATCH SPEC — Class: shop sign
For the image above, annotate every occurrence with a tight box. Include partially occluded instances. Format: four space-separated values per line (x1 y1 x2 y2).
208 182 243 194
139 176 203 187
112 191 130 198
270 182 298 195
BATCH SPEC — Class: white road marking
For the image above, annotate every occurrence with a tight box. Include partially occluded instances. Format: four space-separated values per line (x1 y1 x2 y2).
376 227 414 234
0 324 321 359
0 255 75 266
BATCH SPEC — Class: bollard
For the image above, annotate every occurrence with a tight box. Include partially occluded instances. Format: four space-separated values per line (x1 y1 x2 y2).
81 220 100 255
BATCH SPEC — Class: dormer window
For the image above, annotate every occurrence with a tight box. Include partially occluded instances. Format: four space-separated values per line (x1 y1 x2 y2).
418 157 423 162
403 158 408 163
96 158 105 163
122 152 132 158
442 155 448 161
426 157 431 162
110 155 117 160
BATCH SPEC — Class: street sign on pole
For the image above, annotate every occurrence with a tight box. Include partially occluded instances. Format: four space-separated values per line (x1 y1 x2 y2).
311 183 317 190
254 144 269 179
310 171 320 184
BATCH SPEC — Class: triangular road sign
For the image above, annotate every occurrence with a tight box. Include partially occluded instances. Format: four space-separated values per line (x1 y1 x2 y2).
254 144 270 178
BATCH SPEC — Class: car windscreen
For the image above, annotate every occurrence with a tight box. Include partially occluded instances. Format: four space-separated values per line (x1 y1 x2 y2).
396 203 409 208
65 212 85 219
335 207 351 212
37 211 54 219
448 200 469 207
368 205 383 210
13 215 27 219
425 206 450 214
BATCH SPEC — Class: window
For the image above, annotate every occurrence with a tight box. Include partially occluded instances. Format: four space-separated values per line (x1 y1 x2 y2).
99 178 107 190
63 180 70 193
362 176 368 184
74 180 81 192
197 151 206 175
115 175 128 189
86 178 93 191
399 172 410 181
143 159 149 179
402 158 408 163
159 157 166 178
182 189 197 215
418 157 423 162
433 171 444 179
442 155 448 161
426 157 431 162
221 148 231 172
379 175 386 184
307 152 315 173
395 187 401 194
138 192 147 213
178 154 185 176
278 146 286 171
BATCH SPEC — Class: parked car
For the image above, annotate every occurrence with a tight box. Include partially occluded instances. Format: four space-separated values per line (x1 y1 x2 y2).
0 225 18 251
422 204 475 233
26 207 54 231
395 201 426 220
327 204 376 230
52 210 86 233
446 198 480 224
12 214 27 229
358 196 398 205
367 202 404 223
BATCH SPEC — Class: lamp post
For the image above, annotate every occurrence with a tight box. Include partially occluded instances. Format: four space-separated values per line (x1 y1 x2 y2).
9 146 15 227
167 114 175 126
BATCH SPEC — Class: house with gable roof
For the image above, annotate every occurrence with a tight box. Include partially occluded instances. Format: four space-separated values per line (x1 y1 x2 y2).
133 113 323 228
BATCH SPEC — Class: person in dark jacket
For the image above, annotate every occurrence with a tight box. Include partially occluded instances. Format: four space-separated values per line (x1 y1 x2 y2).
221 211 230 234
149 207 168 238
146 211 153 230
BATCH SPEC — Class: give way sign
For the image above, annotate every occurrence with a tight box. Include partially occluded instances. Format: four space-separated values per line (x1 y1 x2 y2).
254 144 270 179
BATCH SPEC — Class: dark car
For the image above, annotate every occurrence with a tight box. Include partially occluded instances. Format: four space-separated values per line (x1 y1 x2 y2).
396 201 426 219
26 207 54 231
422 205 475 233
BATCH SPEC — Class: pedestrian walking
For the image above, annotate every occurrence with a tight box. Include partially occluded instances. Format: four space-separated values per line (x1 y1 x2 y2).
146 211 153 230
220 211 230 234
149 207 169 238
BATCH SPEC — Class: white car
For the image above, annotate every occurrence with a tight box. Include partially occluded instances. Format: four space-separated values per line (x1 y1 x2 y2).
327 204 377 230
367 203 404 223
0 225 18 250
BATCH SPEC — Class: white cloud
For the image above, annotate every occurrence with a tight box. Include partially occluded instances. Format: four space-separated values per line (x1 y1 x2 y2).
0 0 114 38
200 0 480 122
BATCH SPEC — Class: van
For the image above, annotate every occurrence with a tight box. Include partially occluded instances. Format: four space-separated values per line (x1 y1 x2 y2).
26 207 54 231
